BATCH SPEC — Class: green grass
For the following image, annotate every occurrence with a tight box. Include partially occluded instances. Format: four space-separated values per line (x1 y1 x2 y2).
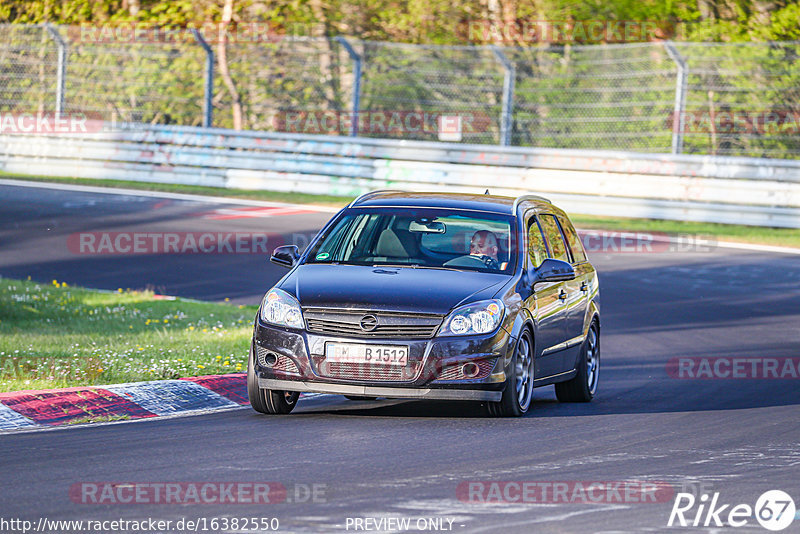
62 414 132 425
0 277 258 393
3 172 800 248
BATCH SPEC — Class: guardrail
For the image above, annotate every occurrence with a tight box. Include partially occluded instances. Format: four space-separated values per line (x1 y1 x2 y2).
1 123 799 228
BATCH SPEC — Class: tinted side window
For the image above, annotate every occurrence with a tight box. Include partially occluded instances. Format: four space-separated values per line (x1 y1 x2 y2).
539 214 570 262
558 216 587 263
527 217 548 268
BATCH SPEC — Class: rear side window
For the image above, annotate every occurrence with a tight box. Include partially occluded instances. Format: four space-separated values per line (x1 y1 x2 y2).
558 216 587 263
539 214 570 262
527 217 548 268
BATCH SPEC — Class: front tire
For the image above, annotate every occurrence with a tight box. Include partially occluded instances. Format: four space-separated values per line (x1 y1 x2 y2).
488 330 534 417
555 321 599 403
247 345 300 414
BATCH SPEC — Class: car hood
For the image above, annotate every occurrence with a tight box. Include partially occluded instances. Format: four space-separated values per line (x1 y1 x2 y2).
280 264 508 315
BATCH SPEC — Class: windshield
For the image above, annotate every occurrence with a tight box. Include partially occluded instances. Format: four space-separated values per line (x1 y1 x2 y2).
305 207 516 274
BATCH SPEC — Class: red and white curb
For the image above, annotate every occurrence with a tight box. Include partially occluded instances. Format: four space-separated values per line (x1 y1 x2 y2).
0 375 332 432
197 206 319 220
0 374 249 431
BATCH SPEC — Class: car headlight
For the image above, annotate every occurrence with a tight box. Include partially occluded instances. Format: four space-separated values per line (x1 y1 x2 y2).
439 299 504 336
259 288 304 329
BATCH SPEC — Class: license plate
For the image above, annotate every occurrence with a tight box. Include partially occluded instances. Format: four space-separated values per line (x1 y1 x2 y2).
325 342 409 366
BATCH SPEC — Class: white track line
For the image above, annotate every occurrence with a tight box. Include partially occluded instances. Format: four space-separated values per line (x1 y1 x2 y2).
3 178 799 255
0 178 341 212
692 239 800 256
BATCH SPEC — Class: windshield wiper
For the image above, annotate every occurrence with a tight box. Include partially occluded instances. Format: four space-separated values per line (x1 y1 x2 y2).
371 263 464 272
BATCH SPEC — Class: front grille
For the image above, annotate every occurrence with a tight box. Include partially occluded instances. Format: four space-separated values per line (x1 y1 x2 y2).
255 345 300 375
437 358 497 381
304 309 442 339
315 360 421 382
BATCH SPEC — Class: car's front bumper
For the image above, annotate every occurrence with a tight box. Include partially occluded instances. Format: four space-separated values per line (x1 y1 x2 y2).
252 319 513 401
257 377 502 401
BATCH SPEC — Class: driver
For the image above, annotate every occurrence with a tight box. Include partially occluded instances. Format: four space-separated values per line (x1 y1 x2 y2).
469 230 501 270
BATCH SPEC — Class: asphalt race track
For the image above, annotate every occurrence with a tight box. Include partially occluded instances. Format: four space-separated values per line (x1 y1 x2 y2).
1 181 799 533
0 181 334 304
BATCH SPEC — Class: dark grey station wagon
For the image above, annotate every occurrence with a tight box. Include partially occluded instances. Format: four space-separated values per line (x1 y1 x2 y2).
248 191 600 417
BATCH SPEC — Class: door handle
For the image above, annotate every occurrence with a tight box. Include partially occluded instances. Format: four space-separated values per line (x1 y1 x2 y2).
580 281 588 293
558 289 567 301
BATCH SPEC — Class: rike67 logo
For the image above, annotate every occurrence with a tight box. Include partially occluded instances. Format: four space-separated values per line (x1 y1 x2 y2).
669 490 796 531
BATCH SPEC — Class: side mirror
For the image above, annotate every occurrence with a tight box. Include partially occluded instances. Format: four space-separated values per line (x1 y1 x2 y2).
270 245 300 268
531 258 575 286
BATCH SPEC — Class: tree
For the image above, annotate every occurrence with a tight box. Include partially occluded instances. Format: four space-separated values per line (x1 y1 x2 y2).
217 0 244 129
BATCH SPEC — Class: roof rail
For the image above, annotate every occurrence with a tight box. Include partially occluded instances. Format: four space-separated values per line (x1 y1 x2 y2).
512 194 551 214
348 189 405 207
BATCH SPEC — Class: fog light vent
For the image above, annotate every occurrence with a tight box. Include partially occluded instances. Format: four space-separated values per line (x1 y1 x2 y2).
461 362 480 378
256 345 300 375
436 358 497 381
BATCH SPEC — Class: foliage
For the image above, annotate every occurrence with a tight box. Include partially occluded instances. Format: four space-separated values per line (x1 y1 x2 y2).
1 1 798 156
3 0 799 44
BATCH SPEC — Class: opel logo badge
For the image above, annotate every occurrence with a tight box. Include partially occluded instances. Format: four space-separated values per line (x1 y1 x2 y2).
359 314 378 332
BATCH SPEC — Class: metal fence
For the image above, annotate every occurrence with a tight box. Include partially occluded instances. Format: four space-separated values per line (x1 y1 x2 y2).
1 24 799 158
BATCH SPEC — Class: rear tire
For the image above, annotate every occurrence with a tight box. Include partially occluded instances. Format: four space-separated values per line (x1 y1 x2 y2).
488 330 534 417
555 321 599 403
247 344 300 414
